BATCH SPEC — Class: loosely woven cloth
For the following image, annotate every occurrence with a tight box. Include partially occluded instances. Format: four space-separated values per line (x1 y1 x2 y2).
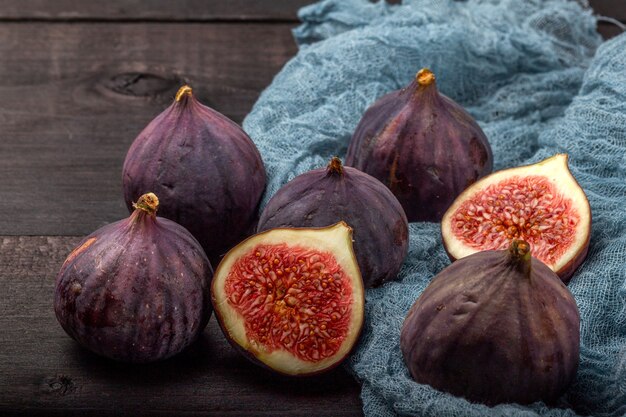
243 1 626 415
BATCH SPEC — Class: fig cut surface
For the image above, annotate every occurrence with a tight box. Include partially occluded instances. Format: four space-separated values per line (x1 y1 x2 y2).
442 154 591 282
211 222 364 376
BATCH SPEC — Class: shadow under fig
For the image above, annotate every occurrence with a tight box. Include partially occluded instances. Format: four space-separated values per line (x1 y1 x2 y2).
67 330 218 386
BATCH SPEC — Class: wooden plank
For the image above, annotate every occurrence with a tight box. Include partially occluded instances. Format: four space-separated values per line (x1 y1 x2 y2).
0 22 297 236
0 9 621 237
1 0 623 22
589 0 626 22
0 236 363 416
0 0 313 21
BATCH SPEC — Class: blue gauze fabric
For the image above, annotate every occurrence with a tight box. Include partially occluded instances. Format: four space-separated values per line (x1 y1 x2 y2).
242 0 626 415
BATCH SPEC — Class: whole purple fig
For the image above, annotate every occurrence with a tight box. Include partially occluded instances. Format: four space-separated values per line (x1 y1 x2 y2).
346 68 493 222
123 85 266 260
400 240 580 405
54 193 213 363
257 157 408 287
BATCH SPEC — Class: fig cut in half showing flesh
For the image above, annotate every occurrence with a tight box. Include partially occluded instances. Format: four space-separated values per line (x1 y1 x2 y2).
442 154 591 283
211 222 364 376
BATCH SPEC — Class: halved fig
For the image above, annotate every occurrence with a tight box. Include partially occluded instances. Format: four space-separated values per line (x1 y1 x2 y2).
211 222 364 376
442 154 591 282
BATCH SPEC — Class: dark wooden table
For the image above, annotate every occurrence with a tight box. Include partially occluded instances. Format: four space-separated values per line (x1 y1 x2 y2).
0 2 623 416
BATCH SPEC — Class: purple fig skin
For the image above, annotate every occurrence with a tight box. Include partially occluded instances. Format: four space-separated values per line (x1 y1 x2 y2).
54 193 213 363
346 68 493 222
122 86 266 260
256 157 408 287
400 240 580 405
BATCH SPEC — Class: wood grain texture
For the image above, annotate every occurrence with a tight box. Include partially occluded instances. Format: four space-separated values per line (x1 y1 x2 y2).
0 4 622 237
0 23 297 236
0 0 313 21
0 236 363 417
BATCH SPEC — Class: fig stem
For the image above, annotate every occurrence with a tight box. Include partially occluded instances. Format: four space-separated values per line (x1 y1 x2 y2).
133 193 159 216
326 156 344 176
416 68 436 87
508 240 532 276
175 85 193 102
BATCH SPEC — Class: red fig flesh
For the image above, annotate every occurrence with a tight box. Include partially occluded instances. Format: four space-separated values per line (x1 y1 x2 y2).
211 222 364 376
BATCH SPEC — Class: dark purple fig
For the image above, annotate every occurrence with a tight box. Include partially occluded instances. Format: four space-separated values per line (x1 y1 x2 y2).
400 240 580 405
122 85 266 260
54 193 213 363
345 68 493 222
257 157 408 287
